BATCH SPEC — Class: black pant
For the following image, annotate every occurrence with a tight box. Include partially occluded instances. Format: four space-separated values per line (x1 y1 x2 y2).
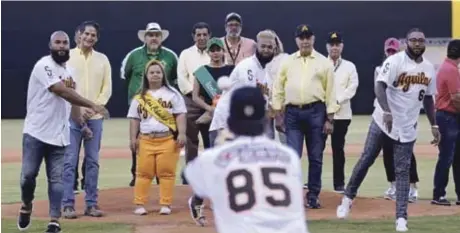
331 119 351 188
382 135 419 183
453 119 460 199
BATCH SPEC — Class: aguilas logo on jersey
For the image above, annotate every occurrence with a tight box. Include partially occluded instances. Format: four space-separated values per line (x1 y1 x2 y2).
214 144 291 168
392 72 430 92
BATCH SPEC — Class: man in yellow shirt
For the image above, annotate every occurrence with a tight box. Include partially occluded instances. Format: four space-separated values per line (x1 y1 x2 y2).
272 24 337 209
61 21 112 219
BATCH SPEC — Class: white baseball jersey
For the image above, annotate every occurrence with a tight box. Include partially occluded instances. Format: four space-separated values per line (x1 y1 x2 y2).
184 136 309 233
209 55 272 131
372 51 436 142
23 55 76 146
127 86 187 133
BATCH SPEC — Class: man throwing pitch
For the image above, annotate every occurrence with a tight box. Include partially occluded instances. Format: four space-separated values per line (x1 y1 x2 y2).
17 31 108 233
184 86 309 233
336 28 439 232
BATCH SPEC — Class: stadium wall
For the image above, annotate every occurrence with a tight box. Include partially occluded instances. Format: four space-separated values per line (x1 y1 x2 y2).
1 1 452 118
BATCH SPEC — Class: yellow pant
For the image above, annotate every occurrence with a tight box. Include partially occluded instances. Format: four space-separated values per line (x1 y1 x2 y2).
133 135 179 206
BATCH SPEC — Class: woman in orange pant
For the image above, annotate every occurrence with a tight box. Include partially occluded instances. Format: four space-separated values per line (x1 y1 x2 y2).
127 60 187 215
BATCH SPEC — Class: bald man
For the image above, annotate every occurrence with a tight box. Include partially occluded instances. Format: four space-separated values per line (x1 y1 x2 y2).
17 31 108 233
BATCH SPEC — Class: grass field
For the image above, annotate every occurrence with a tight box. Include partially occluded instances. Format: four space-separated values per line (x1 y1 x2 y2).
2 116 459 233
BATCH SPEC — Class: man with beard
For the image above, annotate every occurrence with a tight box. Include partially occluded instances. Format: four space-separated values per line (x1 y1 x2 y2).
206 30 276 142
325 31 359 194
17 31 108 233
336 28 440 232
121 22 178 186
61 21 112 219
177 22 212 184
272 24 337 209
220 12 256 66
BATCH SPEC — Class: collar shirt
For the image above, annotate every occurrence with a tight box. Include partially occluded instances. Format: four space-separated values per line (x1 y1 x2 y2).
177 45 210 95
328 57 359 119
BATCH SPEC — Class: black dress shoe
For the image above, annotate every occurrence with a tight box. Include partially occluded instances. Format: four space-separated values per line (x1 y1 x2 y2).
431 197 451 206
305 198 321 209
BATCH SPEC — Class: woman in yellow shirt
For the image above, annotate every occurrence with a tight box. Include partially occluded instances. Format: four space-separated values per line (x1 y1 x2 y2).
127 60 187 215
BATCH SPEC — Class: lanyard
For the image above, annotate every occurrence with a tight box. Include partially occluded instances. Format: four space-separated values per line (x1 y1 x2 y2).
334 59 342 72
224 38 242 65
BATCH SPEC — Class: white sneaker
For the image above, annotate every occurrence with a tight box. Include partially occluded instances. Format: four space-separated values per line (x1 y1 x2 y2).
336 196 353 219
133 206 147 215
159 206 171 215
395 218 408 232
384 184 396 200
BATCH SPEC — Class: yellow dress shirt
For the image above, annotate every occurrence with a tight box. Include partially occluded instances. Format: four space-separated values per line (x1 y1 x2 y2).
177 45 210 95
272 50 337 114
68 48 112 119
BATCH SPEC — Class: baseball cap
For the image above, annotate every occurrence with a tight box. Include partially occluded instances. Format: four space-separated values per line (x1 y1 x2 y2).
384 37 400 51
295 24 314 38
225 12 242 24
327 31 343 44
447 39 460 59
227 87 267 136
206 37 224 50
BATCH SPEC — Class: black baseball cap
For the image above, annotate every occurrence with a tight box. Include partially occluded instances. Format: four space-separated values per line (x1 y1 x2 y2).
295 24 314 38
447 39 460 59
327 31 343 44
225 12 242 24
227 86 267 136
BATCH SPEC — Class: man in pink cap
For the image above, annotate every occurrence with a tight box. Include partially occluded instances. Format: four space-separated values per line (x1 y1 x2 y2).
374 37 420 203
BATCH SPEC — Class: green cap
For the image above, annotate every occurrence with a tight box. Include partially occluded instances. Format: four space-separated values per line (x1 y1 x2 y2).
206 37 224 50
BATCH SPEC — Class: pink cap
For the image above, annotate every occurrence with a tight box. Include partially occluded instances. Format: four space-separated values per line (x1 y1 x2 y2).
384 37 400 51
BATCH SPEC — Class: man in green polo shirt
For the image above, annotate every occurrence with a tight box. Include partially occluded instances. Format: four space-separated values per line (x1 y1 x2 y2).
120 22 179 186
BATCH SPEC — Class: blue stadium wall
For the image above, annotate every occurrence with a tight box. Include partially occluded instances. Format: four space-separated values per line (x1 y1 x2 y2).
1 1 452 119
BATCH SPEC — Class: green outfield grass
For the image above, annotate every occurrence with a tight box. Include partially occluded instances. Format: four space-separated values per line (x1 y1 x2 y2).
1 216 459 233
2 116 458 233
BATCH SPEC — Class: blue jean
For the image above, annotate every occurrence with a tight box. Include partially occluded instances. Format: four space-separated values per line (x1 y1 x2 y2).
284 102 326 198
433 111 459 199
20 133 66 218
62 119 103 208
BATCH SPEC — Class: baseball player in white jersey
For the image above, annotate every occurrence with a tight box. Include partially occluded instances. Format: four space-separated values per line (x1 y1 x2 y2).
185 86 309 233
207 30 276 139
18 31 108 233
336 28 440 232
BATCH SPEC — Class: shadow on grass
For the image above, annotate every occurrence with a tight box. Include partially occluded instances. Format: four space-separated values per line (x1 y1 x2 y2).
1 218 134 233
309 215 460 233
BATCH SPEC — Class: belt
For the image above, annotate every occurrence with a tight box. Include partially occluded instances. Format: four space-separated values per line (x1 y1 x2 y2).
286 101 322 109
141 131 172 138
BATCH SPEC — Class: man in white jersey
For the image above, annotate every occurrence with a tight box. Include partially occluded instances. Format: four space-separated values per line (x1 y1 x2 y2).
185 86 309 233
207 30 276 139
336 28 440 232
17 31 108 233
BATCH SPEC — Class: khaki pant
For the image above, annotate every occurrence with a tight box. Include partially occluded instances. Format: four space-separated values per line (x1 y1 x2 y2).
133 135 179 206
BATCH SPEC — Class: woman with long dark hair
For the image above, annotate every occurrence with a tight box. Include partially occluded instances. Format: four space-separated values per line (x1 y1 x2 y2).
375 38 420 203
127 60 187 215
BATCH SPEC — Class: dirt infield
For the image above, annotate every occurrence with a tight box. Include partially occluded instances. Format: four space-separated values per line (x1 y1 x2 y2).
2 186 459 233
1 144 445 233
0 143 439 163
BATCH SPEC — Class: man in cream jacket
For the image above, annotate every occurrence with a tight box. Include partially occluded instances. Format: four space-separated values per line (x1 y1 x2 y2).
326 31 359 193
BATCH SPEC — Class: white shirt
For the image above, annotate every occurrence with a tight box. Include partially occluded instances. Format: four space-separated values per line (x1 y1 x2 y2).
209 55 271 131
184 136 309 233
329 57 359 120
127 86 187 133
373 66 382 108
177 45 211 95
372 51 436 142
23 55 76 146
